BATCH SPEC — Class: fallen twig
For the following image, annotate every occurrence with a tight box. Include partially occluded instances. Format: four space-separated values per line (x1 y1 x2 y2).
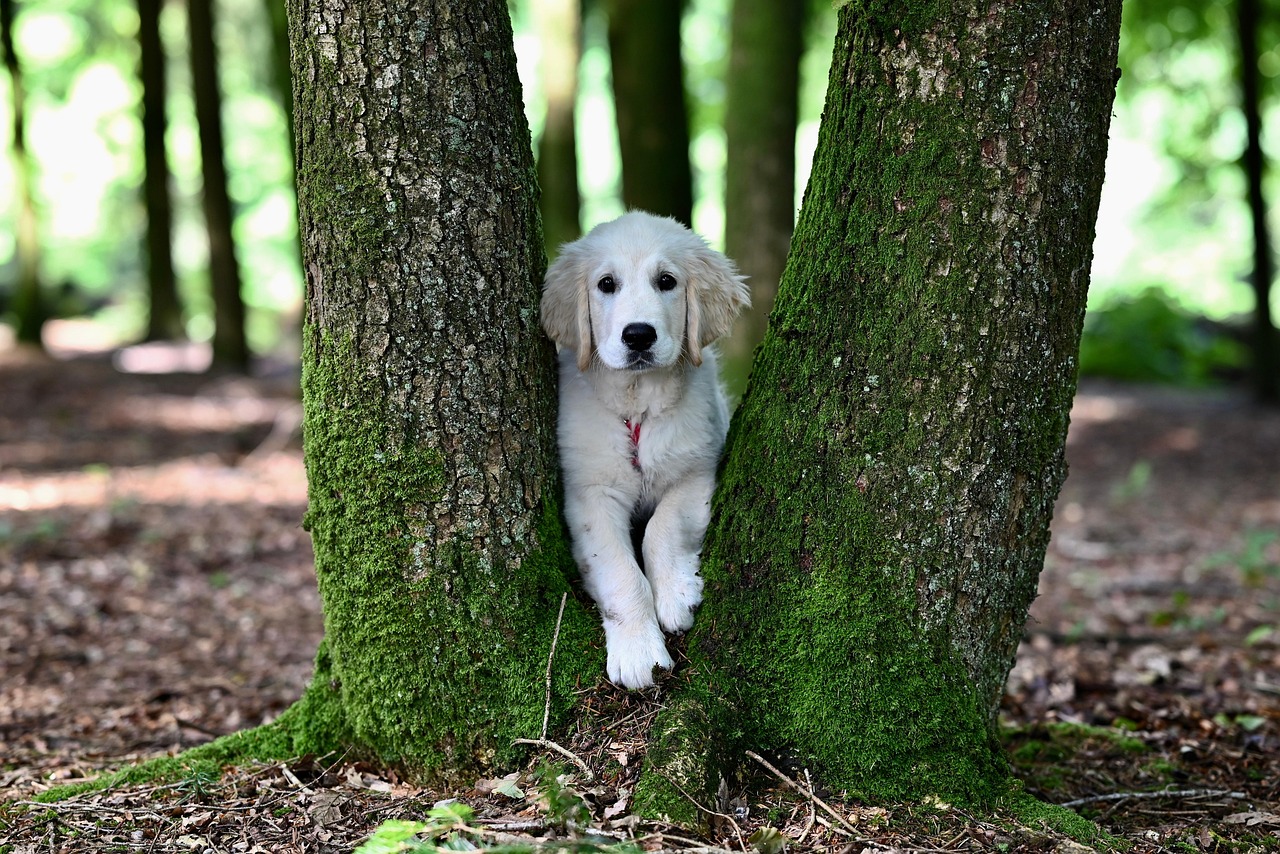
513 593 594 780
511 736 593 781
541 593 568 740
1060 788 1250 809
656 771 748 852
795 768 817 846
744 750 858 835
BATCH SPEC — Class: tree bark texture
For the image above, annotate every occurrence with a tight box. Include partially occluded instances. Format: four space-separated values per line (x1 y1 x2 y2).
2 0 44 346
188 0 249 370
606 0 693 226
139 0 185 341
287 0 596 779
641 0 1122 811
1235 0 1279 403
534 0 582 256
719 0 804 399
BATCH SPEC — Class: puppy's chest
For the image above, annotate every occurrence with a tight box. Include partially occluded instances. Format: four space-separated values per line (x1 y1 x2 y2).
596 373 682 422
623 409 713 487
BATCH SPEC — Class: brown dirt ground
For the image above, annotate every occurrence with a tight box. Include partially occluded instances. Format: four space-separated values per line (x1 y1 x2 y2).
0 348 1277 853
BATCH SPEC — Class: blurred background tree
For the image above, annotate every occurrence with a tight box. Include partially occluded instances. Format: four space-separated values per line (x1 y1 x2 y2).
187 0 247 371
136 0 182 342
2 0 45 347
531 0 582 257
0 0 1276 396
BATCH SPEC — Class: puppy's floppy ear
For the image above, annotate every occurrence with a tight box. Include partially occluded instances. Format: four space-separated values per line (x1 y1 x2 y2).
684 244 750 366
541 242 594 371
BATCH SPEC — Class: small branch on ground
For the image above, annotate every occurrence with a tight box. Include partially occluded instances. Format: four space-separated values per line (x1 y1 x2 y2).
745 750 861 837
1060 788 1251 809
656 770 747 851
512 593 594 780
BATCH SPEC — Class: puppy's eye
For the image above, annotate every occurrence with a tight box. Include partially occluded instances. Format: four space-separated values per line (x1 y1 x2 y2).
656 272 677 292
597 275 616 294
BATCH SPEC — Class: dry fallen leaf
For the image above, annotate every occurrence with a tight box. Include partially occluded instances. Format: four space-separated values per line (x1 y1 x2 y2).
308 789 346 827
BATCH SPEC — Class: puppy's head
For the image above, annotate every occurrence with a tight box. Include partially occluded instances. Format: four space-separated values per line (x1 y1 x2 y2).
541 211 749 371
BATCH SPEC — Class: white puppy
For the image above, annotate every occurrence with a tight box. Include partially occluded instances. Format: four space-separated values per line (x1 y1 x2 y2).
541 211 749 689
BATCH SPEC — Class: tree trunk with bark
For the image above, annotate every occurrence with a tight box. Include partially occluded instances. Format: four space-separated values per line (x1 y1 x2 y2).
139 0 185 341
188 0 249 370
639 0 1123 814
605 0 693 226
719 0 805 398
534 0 582 256
283 0 597 780
2 0 44 347
1236 0 1279 404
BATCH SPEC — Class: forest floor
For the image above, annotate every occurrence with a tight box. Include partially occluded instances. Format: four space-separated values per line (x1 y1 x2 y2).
0 344 1277 853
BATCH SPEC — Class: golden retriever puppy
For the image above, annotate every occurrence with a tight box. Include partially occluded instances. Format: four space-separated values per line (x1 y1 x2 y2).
541 211 749 689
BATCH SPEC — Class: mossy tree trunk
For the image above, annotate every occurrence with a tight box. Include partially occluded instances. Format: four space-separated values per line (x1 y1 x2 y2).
606 0 693 226
284 0 597 780
719 0 805 399
640 0 1122 813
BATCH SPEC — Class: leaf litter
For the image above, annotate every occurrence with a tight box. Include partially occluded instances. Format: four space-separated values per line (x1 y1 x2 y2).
0 355 1276 853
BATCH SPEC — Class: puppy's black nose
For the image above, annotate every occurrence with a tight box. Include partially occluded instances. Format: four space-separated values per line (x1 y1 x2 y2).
621 323 657 352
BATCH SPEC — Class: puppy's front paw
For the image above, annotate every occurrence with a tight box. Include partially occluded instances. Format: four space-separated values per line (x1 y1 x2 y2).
604 619 673 689
653 558 703 633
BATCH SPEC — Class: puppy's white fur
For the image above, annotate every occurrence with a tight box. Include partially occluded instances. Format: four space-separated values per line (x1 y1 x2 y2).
542 211 749 689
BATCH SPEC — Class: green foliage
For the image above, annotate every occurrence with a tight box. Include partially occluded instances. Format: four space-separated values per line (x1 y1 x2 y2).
1110 459 1153 505
175 764 222 802
355 819 436 854
531 765 593 828
355 772 644 854
0 0 300 349
1206 529 1280 586
353 805 490 853
1077 288 1247 384
748 826 787 854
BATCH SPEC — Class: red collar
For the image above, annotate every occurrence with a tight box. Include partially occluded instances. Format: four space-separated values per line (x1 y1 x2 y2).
623 418 642 470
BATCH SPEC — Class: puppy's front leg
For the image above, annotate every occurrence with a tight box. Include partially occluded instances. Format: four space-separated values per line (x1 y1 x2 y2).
643 471 714 633
565 488 673 689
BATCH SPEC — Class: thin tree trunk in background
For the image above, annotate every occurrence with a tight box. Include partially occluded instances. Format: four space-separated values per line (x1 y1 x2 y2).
605 0 692 226
2 0 44 347
638 0 1123 816
188 0 249 371
534 0 582 256
263 0 303 348
139 0 185 341
264 0 294 159
283 0 596 777
1236 0 1279 404
719 0 804 399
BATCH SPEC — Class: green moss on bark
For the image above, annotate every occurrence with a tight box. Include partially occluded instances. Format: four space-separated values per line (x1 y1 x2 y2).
295 330 599 781
28 705 332 803
632 694 719 825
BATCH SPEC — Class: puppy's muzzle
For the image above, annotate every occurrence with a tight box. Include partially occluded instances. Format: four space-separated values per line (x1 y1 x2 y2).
621 323 658 369
622 323 658 352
